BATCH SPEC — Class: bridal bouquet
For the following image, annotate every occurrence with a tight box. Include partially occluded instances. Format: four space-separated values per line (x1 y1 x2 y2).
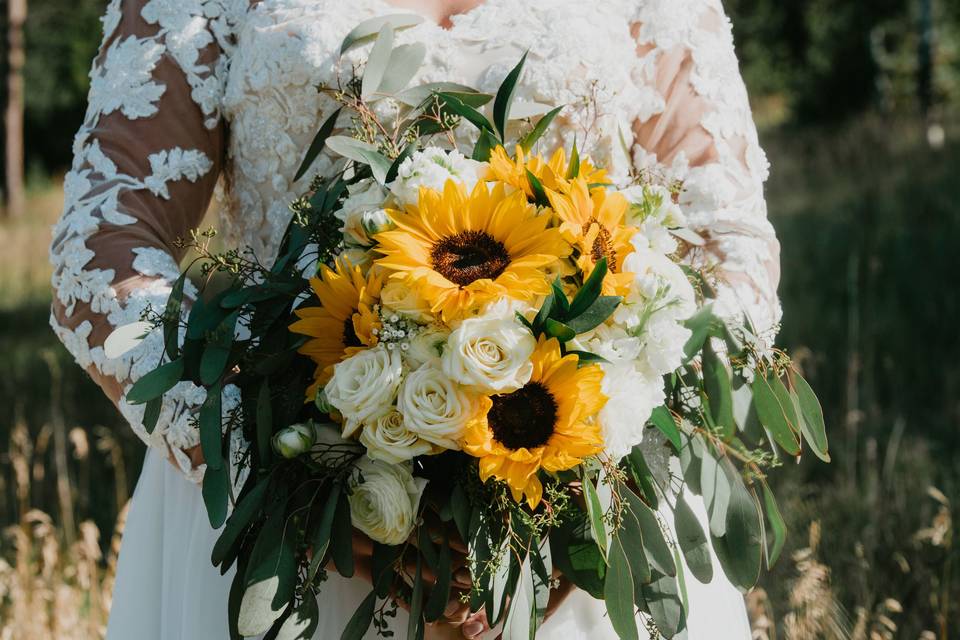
121 16 828 640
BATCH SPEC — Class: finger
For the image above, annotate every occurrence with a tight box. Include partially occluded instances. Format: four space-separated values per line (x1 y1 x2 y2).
460 610 490 639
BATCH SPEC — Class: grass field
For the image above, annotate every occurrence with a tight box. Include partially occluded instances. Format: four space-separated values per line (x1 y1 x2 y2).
1 116 958 639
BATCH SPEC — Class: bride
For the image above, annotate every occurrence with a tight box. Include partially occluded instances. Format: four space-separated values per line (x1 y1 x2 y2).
50 0 780 637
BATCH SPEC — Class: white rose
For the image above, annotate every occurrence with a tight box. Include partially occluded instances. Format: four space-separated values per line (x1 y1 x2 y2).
442 312 535 393
397 364 479 449
599 363 665 461
335 178 390 246
389 148 485 205
405 324 450 369
360 409 438 464
380 280 433 323
325 347 404 438
349 458 427 546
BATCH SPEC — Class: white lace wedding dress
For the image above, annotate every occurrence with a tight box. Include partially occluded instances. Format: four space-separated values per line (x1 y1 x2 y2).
50 0 780 637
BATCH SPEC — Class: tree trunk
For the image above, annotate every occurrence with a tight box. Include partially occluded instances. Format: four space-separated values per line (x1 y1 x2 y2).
4 0 27 219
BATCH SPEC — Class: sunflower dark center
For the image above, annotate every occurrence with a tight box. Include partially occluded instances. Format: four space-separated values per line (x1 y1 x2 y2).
430 230 511 287
488 382 558 450
343 315 361 348
583 218 617 272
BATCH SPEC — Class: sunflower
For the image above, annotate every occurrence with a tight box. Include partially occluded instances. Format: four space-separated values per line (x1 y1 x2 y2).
289 260 383 399
462 337 606 508
486 145 608 200
547 178 636 296
374 180 570 321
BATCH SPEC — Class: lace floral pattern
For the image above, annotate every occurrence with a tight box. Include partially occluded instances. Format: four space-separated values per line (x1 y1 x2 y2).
51 0 780 484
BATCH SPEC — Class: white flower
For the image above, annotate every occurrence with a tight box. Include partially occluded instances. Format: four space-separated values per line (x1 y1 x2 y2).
618 244 697 328
380 280 433 323
360 409 438 464
442 311 535 393
325 347 404 438
271 423 315 459
389 148 485 205
349 458 427 546
621 184 687 254
397 364 479 449
636 314 691 379
335 178 390 246
599 364 665 461
405 324 450 369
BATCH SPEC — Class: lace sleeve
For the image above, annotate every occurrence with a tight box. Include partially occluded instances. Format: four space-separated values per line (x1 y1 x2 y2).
630 0 781 342
49 0 240 481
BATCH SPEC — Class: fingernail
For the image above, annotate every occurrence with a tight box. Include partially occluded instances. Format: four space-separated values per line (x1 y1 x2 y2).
462 621 483 638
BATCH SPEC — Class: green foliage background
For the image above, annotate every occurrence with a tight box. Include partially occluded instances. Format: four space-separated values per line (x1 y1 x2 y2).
2 0 960 636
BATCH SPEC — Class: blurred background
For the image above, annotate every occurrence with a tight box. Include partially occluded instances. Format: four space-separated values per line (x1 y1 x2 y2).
1 1 958 638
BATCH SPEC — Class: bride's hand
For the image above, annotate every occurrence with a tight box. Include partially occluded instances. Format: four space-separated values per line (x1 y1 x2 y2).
457 573 577 639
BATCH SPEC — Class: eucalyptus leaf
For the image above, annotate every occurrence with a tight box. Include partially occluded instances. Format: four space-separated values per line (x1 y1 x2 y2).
126 358 184 404
678 433 703 495
790 371 830 462
256 381 272 464
162 274 186 359
324 136 392 184
501 555 534 640
673 492 713 584
202 462 229 529
703 341 735 439
760 479 786 567
407 555 424 640
212 479 270 566
711 472 763 590
395 82 485 106
752 371 801 455
582 473 608 559
374 43 427 96
360 25 394 99
649 406 682 451
682 306 716 362
638 571 686 638
618 508 651 587
624 489 675 577
142 396 162 435
339 14 424 55
277 594 319 640
339 590 376 640
199 381 223 472
331 490 355 578
699 445 730 537
605 535 639 640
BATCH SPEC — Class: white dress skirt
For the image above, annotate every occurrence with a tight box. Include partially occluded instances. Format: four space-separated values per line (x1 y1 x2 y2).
106 449 752 639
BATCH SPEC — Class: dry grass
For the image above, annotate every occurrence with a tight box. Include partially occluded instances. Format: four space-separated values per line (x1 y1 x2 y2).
0 184 64 310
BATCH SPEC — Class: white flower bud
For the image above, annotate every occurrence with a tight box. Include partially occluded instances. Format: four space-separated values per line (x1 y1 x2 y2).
271 423 316 459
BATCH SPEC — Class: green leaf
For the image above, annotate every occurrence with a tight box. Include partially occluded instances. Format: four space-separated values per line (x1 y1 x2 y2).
790 371 830 462
239 508 297 636
385 142 415 184
711 472 763 590
294 107 343 182
324 136 393 184
423 534 452 622
331 490 355 578
544 318 576 342
360 25 394 99
566 350 610 366
623 489 675 577
339 590 376 640
625 447 659 509
162 273 186 359
212 479 270 566
199 310 238 385
531 289 554 334
407 555 424 640
307 487 340 585
435 92 496 133
605 535 639 640
501 556 534 640
525 169 552 207
395 82 487 107
673 491 713 584
582 473 608 559
564 296 620 335
142 397 162 435
699 444 731 537
277 595 319 640
678 433 703 494
760 479 786 567
567 257 607 318
549 510 606 599
371 542 402 598
375 43 427 96
339 13 424 55
472 128 500 162
451 483 472 543
187 290 229 340
752 371 801 455
202 463 229 528
703 341 736 439
638 571 686 638
566 140 580 179
551 279 570 315
649 406 681 451
256 381 273 465
618 508 651 587
126 358 184 404
682 305 716 362
493 52 528 140
519 105 563 152
199 381 223 472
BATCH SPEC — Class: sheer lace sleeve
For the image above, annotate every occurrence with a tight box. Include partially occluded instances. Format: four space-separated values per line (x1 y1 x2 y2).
630 0 781 341
49 0 240 481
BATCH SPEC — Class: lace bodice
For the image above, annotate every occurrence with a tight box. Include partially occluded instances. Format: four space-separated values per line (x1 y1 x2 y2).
50 0 780 480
